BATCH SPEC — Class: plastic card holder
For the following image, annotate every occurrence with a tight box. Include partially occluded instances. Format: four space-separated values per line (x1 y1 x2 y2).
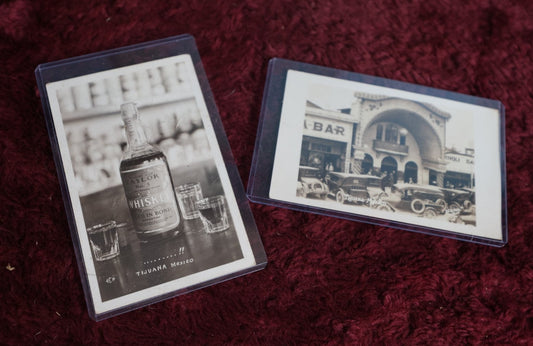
35 35 267 321
248 58 507 247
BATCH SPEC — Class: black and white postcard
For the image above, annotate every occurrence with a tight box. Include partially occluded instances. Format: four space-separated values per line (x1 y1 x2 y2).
249 59 506 246
36 36 266 320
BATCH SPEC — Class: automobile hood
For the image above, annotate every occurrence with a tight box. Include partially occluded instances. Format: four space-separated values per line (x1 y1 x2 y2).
300 177 322 185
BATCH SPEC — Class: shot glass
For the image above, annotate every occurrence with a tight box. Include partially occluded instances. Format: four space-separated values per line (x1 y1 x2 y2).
175 182 203 220
196 195 230 233
87 221 120 261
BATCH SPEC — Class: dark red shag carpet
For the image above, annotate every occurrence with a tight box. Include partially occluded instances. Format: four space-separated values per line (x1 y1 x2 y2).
1 0 533 344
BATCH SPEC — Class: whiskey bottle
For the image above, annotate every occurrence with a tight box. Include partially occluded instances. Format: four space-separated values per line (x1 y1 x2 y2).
119 102 182 241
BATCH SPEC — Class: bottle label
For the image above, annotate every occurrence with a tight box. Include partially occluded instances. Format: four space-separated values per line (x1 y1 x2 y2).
121 161 180 233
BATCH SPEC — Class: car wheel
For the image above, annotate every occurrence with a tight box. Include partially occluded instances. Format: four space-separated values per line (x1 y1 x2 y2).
422 207 437 218
377 204 393 212
449 202 461 214
336 189 345 204
435 198 447 214
463 200 472 212
377 191 389 199
300 184 310 198
410 199 425 214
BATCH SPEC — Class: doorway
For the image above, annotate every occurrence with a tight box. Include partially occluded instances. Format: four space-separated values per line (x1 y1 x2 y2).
381 156 398 183
404 161 418 183
361 154 374 175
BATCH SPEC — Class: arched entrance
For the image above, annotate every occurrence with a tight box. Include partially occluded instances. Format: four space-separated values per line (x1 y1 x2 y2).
381 156 398 183
361 154 374 174
355 98 450 186
404 161 418 183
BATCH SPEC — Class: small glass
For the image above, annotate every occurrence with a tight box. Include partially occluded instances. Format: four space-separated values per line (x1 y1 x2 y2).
196 196 230 233
87 221 120 261
175 182 203 220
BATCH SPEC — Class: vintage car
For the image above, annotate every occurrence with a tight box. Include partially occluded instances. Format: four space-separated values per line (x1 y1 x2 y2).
439 187 473 213
446 187 476 225
324 172 383 205
381 183 446 217
460 187 476 207
296 166 329 199
448 205 476 225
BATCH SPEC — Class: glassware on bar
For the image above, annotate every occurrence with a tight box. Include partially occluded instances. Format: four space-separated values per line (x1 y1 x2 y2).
87 221 120 261
175 182 203 220
196 195 230 233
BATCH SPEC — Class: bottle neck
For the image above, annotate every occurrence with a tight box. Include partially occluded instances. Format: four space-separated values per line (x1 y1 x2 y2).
124 117 149 150
121 103 149 151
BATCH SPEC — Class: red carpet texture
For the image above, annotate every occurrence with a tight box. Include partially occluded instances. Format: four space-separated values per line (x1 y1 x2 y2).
1 0 532 344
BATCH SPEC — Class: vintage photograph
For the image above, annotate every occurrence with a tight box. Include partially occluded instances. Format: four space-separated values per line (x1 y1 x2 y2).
297 85 477 226
43 52 259 317
267 66 505 243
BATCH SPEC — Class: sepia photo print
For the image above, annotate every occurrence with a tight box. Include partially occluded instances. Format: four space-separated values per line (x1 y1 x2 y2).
267 65 505 244
297 86 477 226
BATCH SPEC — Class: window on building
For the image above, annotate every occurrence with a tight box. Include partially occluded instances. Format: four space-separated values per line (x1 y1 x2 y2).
399 133 406 145
376 124 383 140
385 124 398 143
311 143 332 153
300 141 309 166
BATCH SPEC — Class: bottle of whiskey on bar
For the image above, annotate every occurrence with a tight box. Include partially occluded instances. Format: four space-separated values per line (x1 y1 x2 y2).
119 102 182 241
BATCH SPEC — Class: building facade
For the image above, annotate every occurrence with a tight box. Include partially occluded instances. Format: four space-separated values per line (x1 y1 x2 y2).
444 148 475 188
300 101 356 173
300 93 467 187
